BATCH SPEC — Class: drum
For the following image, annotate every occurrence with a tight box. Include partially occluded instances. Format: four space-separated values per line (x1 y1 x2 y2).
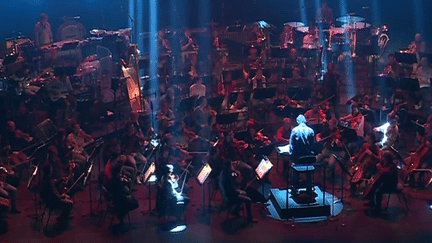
57 21 86 41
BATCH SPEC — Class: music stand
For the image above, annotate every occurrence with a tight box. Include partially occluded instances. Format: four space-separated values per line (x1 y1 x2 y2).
287 87 312 101
177 95 198 114
255 157 273 180
207 96 224 110
216 112 239 125
397 77 420 92
142 162 156 214
253 88 276 100
197 163 212 186
394 52 417 65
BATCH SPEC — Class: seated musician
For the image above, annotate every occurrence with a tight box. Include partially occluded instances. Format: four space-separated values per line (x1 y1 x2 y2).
272 86 299 118
193 97 217 134
244 46 259 71
406 134 432 187
384 53 402 80
315 118 344 173
219 161 256 223
0 167 20 214
280 24 294 49
374 111 399 149
1 120 33 166
66 122 94 165
286 68 309 88
189 77 206 98
304 102 327 127
46 69 77 123
156 99 175 135
340 104 366 145
349 133 381 194
120 122 148 179
157 164 190 222
275 118 292 145
41 147 73 223
251 68 267 90
247 23 266 46
364 151 398 215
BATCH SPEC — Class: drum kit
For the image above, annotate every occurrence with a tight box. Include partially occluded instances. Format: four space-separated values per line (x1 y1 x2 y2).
283 14 386 56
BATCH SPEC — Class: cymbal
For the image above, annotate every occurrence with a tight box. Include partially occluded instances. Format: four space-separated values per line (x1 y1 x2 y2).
284 21 305 28
90 29 106 36
342 22 371 29
336 15 365 23
295 26 309 33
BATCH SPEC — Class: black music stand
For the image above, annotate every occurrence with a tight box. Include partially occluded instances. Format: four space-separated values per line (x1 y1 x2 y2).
397 77 420 92
177 95 198 114
207 96 224 110
394 52 417 65
253 88 276 100
270 47 290 59
141 162 157 215
229 90 252 105
287 87 312 101
216 112 239 125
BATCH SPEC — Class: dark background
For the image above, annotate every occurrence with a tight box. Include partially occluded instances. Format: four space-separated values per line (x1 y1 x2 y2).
1 0 431 53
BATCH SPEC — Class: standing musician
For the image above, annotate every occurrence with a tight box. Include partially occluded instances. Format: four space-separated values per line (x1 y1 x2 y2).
66 122 94 165
34 13 53 47
157 30 171 54
363 151 398 215
41 147 73 224
315 1 333 29
323 63 340 118
181 28 198 52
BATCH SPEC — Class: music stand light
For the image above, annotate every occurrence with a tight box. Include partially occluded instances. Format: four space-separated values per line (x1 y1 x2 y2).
197 163 212 185
143 162 156 185
255 157 273 180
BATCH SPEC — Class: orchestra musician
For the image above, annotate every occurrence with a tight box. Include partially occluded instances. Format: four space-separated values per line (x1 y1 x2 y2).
0 167 20 214
34 13 53 47
157 164 189 223
156 99 175 135
66 122 94 165
384 53 402 80
275 118 292 145
315 1 333 29
41 146 73 224
315 118 344 173
280 25 294 49
157 30 171 54
323 63 341 118
408 33 426 54
348 133 381 195
251 68 267 90
219 160 256 223
181 28 198 52
247 23 266 46
304 102 327 127
340 104 365 139
413 57 432 111
189 77 206 98
363 151 398 215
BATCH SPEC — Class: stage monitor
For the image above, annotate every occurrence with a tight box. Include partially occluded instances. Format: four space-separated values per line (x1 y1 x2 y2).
255 157 273 180
197 163 212 185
